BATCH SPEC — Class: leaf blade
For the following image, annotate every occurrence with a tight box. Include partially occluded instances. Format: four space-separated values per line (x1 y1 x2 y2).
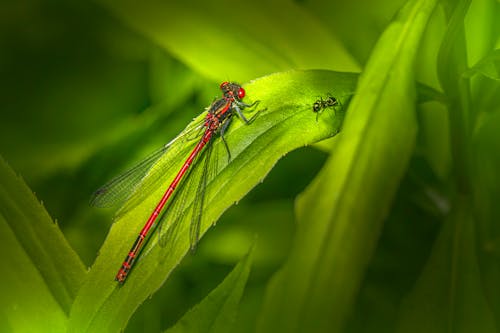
96 0 360 82
68 70 358 333
396 198 496 333
0 214 67 333
165 244 254 333
258 0 439 331
0 156 87 330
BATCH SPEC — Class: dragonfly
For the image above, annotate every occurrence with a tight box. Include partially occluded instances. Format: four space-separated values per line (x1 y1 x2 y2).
91 82 259 283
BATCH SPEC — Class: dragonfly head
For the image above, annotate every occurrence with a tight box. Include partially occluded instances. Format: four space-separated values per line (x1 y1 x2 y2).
220 81 245 101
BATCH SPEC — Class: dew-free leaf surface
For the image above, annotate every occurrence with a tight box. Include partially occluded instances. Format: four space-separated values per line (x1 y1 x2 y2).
68 70 357 333
0 157 86 331
258 0 438 331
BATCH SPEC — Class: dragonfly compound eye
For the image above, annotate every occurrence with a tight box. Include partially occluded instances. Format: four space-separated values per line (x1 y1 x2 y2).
237 87 246 99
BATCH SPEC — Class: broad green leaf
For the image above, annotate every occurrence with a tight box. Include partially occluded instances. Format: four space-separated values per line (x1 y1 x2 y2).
415 3 447 91
437 0 473 192
258 0 438 332
304 0 408 64
0 217 66 333
68 70 358 333
464 0 499 70
96 0 360 82
419 101 452 180
471 106 500 324
394 1 500 332
463 49 500 80
396 198 496 333
165 244 254 333
0 157 86 330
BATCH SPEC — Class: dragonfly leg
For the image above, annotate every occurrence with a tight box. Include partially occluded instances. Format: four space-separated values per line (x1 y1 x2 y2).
232 103 249 123
219 117 233 162
233 101 262 124
235 99 258 108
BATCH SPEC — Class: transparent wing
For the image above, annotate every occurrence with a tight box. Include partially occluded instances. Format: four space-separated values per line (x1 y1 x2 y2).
90 118 206 210
90 146 168 208
157 131 224 251
190 132 220 249
156 140 211 249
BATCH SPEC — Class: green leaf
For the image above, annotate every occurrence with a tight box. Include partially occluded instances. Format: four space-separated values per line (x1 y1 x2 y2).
96 0 360 82
257 0 438 332
67 70 358 333
165 244 254 333
464 0 499 72
437 0 473 193
470 105 500 324
0 156 86 331
463 48 500 80
396 197 496 333
304 0 409 65
419 101 452 180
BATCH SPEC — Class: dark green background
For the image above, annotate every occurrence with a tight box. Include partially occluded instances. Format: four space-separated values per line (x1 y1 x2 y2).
1 0 499 332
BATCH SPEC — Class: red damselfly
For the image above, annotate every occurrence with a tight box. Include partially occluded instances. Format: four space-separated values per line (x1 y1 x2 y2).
91 82 258 283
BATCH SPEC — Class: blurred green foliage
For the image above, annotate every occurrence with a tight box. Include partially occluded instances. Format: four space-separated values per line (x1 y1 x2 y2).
0 0 499 332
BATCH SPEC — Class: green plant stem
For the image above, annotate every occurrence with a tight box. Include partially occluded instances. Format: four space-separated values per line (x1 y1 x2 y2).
438 0 473 195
